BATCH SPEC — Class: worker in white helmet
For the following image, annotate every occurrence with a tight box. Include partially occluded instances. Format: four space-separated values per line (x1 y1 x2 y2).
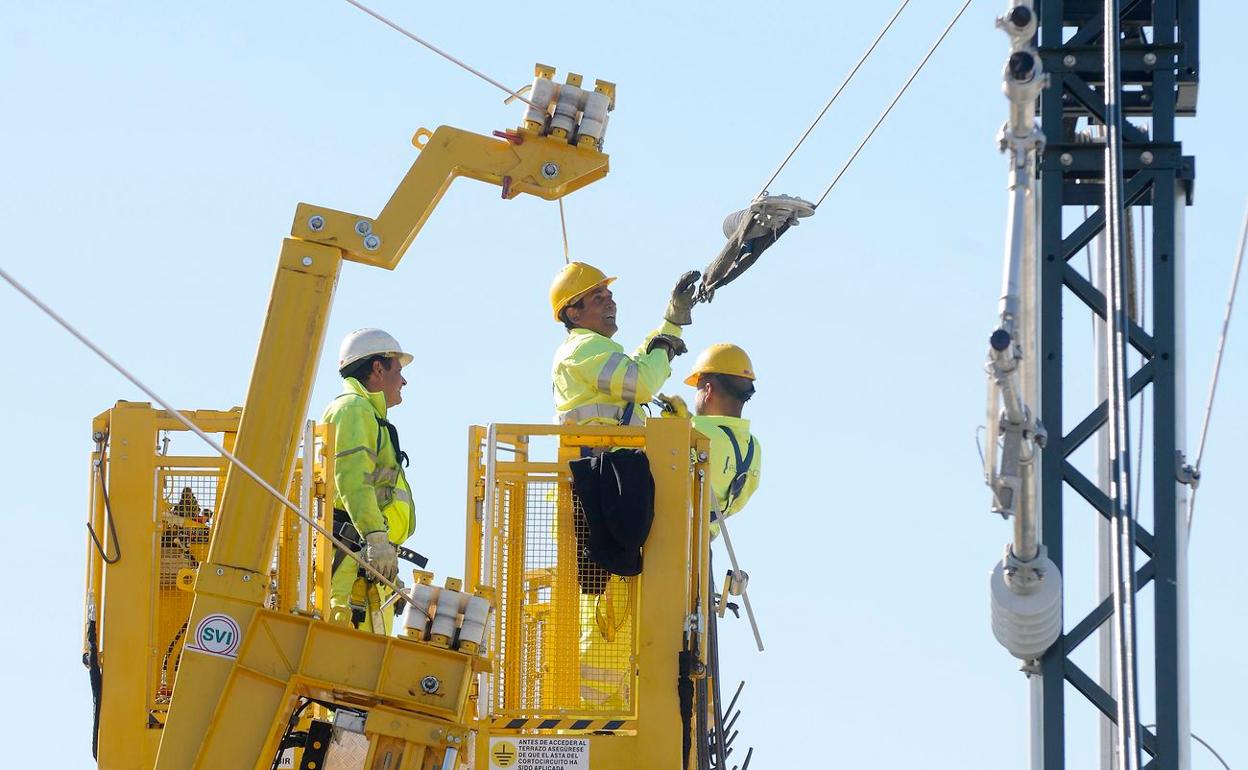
656 343 762 538
549 262 700 426
321 328 416 634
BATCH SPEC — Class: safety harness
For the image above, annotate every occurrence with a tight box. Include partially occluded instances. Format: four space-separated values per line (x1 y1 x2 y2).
329 393 425 572
711 424 755 521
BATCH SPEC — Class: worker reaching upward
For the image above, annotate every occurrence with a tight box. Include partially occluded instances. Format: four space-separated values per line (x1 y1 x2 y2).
550 262 700 426
657 343 762 538
550 261 698 712
322 328 416 634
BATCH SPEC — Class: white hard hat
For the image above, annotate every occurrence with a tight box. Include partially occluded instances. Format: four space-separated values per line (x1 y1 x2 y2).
337 328 414 370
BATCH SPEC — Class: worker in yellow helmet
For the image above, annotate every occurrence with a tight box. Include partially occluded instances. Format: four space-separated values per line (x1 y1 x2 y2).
656 343 762 538
550 262 700 426
550 262 698 713
321 328 416 635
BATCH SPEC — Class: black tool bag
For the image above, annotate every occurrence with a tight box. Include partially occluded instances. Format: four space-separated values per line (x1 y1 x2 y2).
568 448 656 582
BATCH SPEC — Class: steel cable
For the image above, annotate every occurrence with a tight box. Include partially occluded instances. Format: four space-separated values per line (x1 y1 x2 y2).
1187 198 1247 534
0 265 423 613
815 0 973 208
1102 0 1144 764
757 0 912 197
340 0 539 109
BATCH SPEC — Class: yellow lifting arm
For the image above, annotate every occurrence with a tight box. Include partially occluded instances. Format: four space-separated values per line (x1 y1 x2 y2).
155 67 613 769
291 125 609 269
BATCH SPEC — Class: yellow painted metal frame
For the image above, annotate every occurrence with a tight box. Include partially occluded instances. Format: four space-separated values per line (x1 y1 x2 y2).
150 86 611 768
86 405 240 769
291 125 609 269
196 608 481 769
86 405 347 770
466 421 713 770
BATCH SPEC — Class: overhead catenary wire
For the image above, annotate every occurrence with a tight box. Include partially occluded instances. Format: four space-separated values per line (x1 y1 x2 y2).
340 0 540 110
0 265 422 613
559 199 571 264
756 0 912 197
815 0 973 208
1187 198 1247 533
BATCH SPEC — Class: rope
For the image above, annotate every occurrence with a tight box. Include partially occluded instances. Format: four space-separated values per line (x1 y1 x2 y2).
340 0 540 110
815 0 973 208
757 0 912 197
0 265 421 612
559 199 571 264
1187 198 1247 533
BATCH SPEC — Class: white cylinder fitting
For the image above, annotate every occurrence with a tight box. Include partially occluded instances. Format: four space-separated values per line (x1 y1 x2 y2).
403 583 437 640
524 77 558 127
457 594 491 651
550 84 584 136
431 589 464 644
990 554 1062 660
577 91 611 144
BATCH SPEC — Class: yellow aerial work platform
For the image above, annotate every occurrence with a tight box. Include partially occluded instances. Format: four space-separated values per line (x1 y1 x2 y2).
80 64 733 770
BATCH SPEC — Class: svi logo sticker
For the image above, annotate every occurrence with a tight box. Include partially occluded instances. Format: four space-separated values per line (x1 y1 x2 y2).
185 613 242 659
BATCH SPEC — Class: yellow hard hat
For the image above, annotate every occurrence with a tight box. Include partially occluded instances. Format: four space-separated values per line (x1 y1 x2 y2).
684 343 756 386
550 262 617 321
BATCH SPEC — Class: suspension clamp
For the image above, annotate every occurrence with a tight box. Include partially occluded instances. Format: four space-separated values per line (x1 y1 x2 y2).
1175 451 1200 489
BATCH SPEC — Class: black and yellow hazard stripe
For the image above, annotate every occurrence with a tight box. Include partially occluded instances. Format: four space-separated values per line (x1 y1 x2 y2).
491 717 633 732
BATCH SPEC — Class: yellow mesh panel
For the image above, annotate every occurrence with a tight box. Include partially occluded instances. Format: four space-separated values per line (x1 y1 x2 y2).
483 443 638 720
153 469 220 709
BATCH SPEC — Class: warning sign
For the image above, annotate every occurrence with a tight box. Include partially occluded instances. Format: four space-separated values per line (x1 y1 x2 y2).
488 738 589 770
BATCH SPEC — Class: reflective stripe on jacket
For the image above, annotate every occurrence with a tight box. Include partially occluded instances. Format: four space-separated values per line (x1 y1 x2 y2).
552 321 683 425
321 377 415 544
692 414 762 537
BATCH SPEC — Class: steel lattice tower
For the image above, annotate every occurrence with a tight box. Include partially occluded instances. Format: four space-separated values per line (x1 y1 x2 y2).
1034 1 1198 767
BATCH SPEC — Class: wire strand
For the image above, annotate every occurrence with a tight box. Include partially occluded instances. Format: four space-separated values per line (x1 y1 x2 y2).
559 198 571 264
815 0 973 208
1187 197 1248 533
340 0 539 110
0 265 420 610
757 0 912 197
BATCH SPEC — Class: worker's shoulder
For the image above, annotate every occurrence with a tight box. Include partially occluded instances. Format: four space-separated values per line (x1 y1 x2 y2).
322 391 373 421
557 329 620 361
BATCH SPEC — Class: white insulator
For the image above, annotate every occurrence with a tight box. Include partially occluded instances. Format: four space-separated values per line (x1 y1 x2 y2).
430 589 463 644
457 594 491 651
577 91 611 143
403 583 437 640
524 77 558 127
990 554 1062 660
550 84 584 137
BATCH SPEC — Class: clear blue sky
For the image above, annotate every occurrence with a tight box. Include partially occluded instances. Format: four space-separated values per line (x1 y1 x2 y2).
1 2 1243 767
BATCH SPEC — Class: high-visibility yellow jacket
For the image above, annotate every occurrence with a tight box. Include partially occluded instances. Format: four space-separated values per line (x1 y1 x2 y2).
693 414 761 538
552 321 683 425
321 377 415 544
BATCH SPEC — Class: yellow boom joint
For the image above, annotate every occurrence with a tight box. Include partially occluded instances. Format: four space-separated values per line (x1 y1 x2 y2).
291 64 615 269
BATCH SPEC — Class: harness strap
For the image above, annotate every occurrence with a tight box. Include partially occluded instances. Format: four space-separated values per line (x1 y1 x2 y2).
331 508 428 572
333 392 409 467
717 425 755 505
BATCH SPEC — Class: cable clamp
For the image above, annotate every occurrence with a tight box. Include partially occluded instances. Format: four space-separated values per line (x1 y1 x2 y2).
1175 451 1200 489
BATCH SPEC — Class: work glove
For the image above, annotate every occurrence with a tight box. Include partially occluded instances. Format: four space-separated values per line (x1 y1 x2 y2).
392 577 407 617
361 531 399 582
646 333 688 360
664 270 702 326
653 393 691 419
